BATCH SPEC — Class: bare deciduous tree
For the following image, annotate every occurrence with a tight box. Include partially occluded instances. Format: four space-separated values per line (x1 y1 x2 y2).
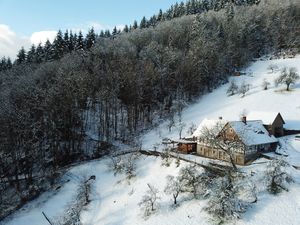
262 78 271 90
187 122 197 136
139 184 160 218
267 64 279 73
275 67 299 91
200 122 243 171
239 81 250 97
164 175 184 205
226 80 239 96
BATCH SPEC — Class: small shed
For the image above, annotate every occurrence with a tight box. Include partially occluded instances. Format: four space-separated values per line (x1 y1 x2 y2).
177 140 197 154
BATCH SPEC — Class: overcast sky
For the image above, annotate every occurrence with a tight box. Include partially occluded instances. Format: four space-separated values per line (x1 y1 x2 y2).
0 0 178 59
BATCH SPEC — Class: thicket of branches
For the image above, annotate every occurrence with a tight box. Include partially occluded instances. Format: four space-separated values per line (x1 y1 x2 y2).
0 0 299 217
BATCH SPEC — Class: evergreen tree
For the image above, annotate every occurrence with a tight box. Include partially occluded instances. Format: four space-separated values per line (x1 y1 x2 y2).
112 26 118 36
26 44 36 63
140 16 147 29
6 57 12 69
178 2 186 16
157 9 163 21
35 43 44 63
148 16 157 27
16 47 26 64
104 30 111 37
53 30 65 59
123 25 129 33
99 30 105 37
63 30 70 52
0 57 12 71
43 39 55 61
69 31 76 51
76 31 85 50
0 57 6 71
85 27 96 49
173 3 180 18
133 20 138 29
165 6 173 20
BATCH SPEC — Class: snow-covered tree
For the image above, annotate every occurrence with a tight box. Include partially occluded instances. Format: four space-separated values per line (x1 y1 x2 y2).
267 64 279 73
187 122 197 136
164 175 184 205
139 184 160 218
275 67 300 91
200 121 243 171
239 81 250 97
178 165 209 198
262 78 271 90
178 121 186 139
205 175 246 224
226 80 239 96
266 158 293 194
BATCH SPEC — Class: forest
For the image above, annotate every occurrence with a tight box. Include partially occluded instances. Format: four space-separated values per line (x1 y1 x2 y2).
0 0 299 219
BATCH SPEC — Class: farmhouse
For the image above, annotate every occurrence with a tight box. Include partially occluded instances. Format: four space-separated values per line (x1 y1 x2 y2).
178 115 280 165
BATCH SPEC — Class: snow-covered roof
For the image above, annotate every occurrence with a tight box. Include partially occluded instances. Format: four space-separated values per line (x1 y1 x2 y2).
229 120 278 146
176 139 197 144
247 111 283 125
192 118 227 137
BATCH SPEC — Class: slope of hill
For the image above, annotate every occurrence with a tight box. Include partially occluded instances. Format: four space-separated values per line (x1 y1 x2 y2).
2 56 300 225
142 55 300 149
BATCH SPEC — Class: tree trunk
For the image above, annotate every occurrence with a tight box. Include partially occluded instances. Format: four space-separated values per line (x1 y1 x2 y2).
229 155 238 171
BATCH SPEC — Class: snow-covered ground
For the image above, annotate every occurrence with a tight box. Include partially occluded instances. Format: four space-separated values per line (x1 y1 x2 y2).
2 56 300 225
142 55 300 150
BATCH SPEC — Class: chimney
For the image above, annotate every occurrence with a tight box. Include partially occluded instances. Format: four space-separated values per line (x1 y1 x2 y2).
241 116 247 124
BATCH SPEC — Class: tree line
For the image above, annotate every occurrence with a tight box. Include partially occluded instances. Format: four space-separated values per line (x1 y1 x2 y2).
0 0 299 218
0 0 260 72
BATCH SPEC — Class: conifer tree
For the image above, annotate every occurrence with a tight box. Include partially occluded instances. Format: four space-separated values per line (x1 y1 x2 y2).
178 2 186 16
0 57 7 71
86 27 96 49
76 31 85 50
148 16 157 27
99 30 105 37
43 39 55 61
16 47 26 64
133 20 138 29
63 30 70 52
35 43 44 63
26 44 36 63
6 57 12 69
157 9 163 21
104 30 111 37
53 30 65 59
123 25 129 33
112 26 118 36
69 31 76 51
140 16 147 29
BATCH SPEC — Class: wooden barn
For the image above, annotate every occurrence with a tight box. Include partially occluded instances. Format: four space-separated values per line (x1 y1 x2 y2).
247 112 285 137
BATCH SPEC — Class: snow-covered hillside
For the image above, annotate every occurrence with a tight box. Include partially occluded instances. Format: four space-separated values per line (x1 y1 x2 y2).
143 55 300 150
2 56 300 225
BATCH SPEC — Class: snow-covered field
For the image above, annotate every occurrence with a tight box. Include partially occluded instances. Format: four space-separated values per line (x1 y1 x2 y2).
2 56 300 225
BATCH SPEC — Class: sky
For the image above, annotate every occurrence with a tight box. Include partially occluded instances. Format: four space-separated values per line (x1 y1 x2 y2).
0 0 179 59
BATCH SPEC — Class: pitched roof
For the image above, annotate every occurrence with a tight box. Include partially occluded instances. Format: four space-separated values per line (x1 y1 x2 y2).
192 118 227 137
247 111 285 125
228 120 278 146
